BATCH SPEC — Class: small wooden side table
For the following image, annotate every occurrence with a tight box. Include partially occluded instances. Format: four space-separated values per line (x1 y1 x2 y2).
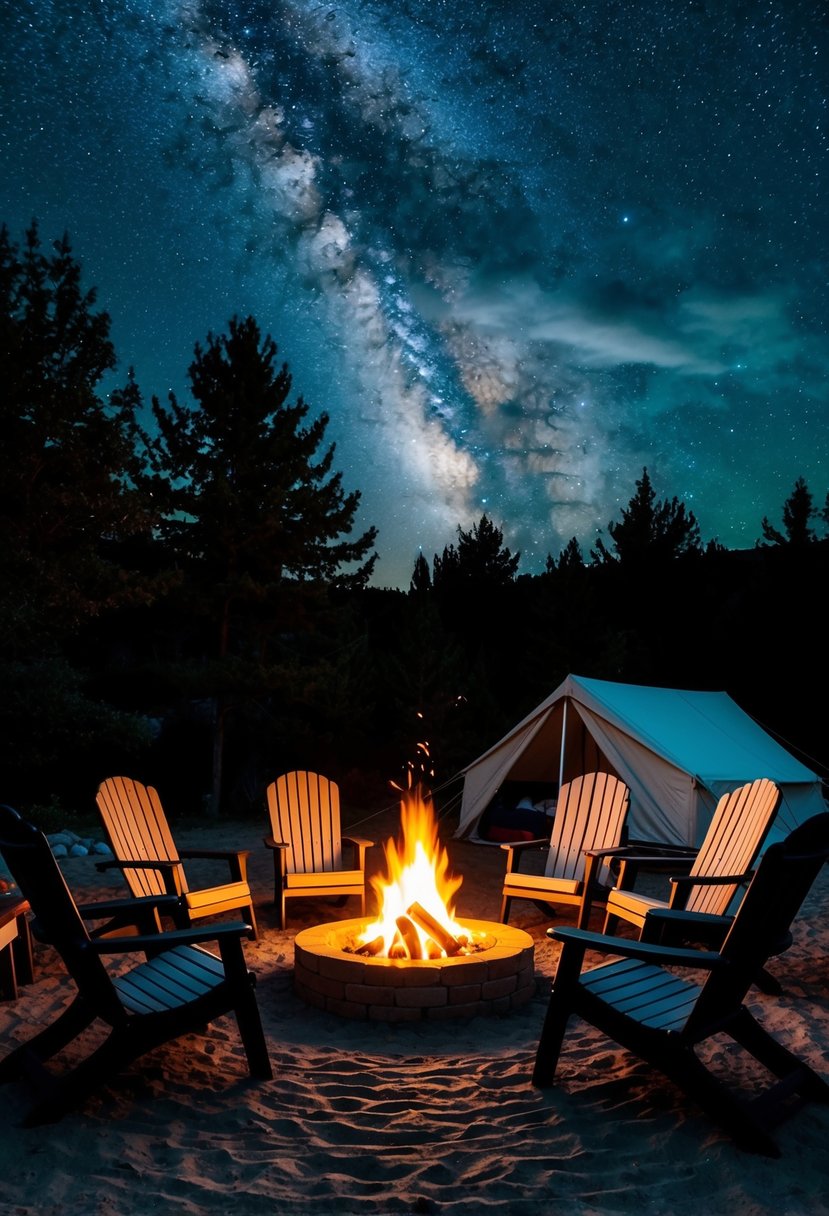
0 895 33 1001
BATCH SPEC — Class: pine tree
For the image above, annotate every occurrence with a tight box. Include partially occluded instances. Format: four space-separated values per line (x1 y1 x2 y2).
431 542 460 592
0 222 150 645
557 536 584 572
591 467 701 565
409 551 432 595
142 314 378 813
760 477 817 547
0 222 153 807
456 515 520 584
433 515 519 594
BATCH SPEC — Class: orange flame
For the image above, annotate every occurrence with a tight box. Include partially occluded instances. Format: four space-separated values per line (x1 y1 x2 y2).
360 788 465 958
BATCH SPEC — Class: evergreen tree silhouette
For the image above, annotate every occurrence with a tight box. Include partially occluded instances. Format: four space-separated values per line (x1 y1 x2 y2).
141 314 377 813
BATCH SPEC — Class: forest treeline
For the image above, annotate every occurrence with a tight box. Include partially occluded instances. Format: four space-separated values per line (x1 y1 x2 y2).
3 223 827 825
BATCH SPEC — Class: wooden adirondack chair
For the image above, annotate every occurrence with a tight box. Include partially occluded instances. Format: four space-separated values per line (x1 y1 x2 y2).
532 811 829 1156
0 804 272 1126
96 777 258 939
500 772 631 929
264 772 373 929
599 777 781 936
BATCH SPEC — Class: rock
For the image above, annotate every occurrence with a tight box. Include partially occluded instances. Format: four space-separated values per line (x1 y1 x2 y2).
51 843 69 858
47 832 74 848
69 843 89 858
92 842 113 855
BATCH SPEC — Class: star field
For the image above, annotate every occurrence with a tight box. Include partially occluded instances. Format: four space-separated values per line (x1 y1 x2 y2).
1 0 827 585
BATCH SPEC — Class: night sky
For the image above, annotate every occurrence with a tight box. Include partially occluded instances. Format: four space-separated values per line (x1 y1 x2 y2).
2 1 827 587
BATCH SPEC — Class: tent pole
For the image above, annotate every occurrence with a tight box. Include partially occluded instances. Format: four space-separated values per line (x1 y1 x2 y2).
558 698 568 790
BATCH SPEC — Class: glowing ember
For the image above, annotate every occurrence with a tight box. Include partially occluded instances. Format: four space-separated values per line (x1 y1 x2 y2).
357 788 479 959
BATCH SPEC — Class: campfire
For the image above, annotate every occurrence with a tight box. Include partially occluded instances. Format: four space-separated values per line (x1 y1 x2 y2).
347 789 489 960
294 787 536 1021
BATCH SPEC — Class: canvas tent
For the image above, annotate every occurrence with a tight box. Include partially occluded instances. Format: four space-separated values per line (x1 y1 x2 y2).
456 674 826 847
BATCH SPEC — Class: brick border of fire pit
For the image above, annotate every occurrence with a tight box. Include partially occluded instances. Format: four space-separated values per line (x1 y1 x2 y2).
294 917 535 1021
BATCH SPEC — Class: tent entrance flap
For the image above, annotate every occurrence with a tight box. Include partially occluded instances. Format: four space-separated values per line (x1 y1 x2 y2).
458 699 614 841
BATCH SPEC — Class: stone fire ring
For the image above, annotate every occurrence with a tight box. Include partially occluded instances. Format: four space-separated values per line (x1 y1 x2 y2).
294 917 535 1022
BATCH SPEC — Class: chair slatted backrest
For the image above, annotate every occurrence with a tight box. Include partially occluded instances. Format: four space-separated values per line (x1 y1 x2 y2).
545 772 630 884
687 811 829 1036
96 777 187 899
685 777 781 916
0 805 123 1022
266 772 343 875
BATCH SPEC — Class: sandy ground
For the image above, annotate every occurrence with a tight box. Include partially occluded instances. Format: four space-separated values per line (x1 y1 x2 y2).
2 800 829 1215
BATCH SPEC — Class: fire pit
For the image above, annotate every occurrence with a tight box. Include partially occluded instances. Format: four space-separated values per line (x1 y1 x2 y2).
293 788 535 1020
295 916 534 1021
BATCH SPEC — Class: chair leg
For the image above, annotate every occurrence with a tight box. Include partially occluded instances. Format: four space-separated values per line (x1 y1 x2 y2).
234 991 273 1080
576 896 594 931
500 894 511 924
656 1042 781 1157
753 966 783 996
0 943 17 1001
272 858 285 929
532 939 587 1088
728 1008 829 1104
245 902 259 941
13 914 34 986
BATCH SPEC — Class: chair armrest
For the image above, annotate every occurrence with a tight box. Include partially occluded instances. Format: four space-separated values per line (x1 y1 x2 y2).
583 845 641 859
625 839 698 858
549 924 726 971
670 871 750 889
90 920 254 955
79 893 183 939
96 858 179 873
78 894 181 919
179 846 250 884
615 852 696 870
647 907 733 932
641 905 734 946
499 838 549 852
264 836 289 886
340 836 369 875
178 847 251 862
96 856 184 897
582 841 694 875
500 839 550 879
581 846 693 899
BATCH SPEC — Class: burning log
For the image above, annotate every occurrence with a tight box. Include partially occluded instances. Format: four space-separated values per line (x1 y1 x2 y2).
395 914 423 960
389 929 408 960
355 935 384 957
406 901 463 956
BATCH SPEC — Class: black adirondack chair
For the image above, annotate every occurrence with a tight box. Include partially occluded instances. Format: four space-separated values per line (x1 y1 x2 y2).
532 812 829 1156
0 805 272 1126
